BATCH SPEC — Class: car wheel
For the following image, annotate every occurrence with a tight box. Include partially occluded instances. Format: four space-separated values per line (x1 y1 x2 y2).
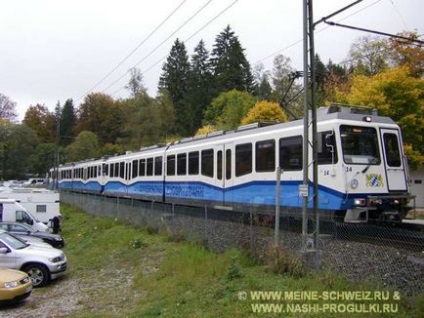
23 264 49 287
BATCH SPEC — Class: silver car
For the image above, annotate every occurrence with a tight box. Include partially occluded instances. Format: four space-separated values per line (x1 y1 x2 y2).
0 230 67 287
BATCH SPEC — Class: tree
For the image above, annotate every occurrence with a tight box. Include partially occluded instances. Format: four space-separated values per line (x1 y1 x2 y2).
323 60 350 103
348 35 389 76
203 89 256 130
253 63 272 101
65 131 100 162
60 99 76 147
271 54 303 118
211 25 254 94
126 67 146 97
0 93 17 121
387 31 424 78
76 93 124 145
1 124 38 179
119 90 176 149
241 101 288 125
182 40 214 136
23 104 56 143
158 38 190 136
27 143 57 177
345 66 424 167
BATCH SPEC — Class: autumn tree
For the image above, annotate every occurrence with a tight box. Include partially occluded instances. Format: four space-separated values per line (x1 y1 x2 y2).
76 93 124 145
0 93 17 121
23 104 56 143
387 31 424 78
345 66 424 168
241 101 288 125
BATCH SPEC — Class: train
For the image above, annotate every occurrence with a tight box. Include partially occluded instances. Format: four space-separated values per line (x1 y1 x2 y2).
49 105 414 223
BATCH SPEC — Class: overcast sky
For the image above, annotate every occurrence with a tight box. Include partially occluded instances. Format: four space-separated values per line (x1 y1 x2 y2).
0 0 422 120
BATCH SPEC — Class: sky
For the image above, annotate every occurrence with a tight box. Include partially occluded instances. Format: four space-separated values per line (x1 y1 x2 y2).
0 0 422 120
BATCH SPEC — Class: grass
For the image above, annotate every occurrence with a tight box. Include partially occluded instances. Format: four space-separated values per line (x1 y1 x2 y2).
57 204 422 317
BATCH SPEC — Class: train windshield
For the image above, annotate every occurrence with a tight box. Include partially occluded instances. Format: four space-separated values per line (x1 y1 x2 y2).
340 125 381 165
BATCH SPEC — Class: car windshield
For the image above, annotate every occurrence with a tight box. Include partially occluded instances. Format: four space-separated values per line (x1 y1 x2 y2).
0 232 29 250
340 125 381 165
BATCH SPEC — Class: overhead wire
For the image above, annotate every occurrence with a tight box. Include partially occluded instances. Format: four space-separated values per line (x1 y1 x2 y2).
256 0 384 65
102 0 214 95
110 0 239 97
76 0 187 102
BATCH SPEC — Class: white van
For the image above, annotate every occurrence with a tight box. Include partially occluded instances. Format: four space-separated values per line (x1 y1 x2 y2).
0 199 49 232
0 188 61 224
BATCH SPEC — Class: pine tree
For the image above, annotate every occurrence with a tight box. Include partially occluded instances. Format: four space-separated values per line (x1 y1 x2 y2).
60 99 76 146
183 40 213 135
158 39 190 136
211 25 254 95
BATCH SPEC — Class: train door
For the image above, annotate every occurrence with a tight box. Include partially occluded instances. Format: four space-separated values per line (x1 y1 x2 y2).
217 144 233 205
380 128 407 191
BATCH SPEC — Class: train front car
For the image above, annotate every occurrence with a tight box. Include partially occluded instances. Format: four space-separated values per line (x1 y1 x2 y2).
317 106 412 222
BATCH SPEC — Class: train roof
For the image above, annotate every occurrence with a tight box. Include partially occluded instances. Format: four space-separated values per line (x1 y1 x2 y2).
57 105 398 168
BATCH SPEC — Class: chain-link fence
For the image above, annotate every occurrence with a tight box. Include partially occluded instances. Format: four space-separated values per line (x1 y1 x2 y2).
61 192 424 300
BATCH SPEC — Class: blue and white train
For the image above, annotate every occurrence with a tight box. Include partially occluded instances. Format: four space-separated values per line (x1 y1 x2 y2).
50 105 413 222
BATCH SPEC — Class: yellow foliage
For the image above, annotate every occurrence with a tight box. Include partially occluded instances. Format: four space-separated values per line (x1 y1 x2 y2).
241 101 288 125
195 124 217 136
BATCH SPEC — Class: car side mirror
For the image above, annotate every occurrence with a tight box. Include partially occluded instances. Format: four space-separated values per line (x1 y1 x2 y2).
27 219 34 226
0 247 8 254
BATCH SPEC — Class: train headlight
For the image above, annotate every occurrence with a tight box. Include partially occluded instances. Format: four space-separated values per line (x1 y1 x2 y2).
354 198 366 206
350 179 359 189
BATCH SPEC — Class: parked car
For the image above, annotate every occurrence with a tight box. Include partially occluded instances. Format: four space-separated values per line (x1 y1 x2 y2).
0 230 67 287
0 268 32 302
0 222 65 248
10 233 54 249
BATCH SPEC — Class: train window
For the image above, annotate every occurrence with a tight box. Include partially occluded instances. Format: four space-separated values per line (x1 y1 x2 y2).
383 133 401 167
256 140 275 172
139 159 145 177
189 151 199 175
177 153 187 175
125 163 130 180
318 131 338 165
340 126 380 165
226 149 232 180
167 155 175 176
115 163 119 177
155 156 162 176
132 160 138 178
103 164 108 176
146 158 153 176
201 149 214 178
236 143 252 177
279 136 302 171
217 151 222 180
120 162 125 178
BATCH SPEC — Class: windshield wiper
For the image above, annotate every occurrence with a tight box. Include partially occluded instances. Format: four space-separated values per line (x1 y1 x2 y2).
362 158 378 173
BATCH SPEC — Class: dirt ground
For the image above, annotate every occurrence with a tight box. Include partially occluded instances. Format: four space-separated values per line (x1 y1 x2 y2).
1 276 81 318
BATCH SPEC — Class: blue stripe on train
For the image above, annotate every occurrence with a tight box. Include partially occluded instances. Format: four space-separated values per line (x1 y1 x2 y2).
62 179 365 211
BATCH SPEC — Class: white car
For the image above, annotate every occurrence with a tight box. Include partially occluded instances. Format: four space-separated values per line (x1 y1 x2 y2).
0 230 67 287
